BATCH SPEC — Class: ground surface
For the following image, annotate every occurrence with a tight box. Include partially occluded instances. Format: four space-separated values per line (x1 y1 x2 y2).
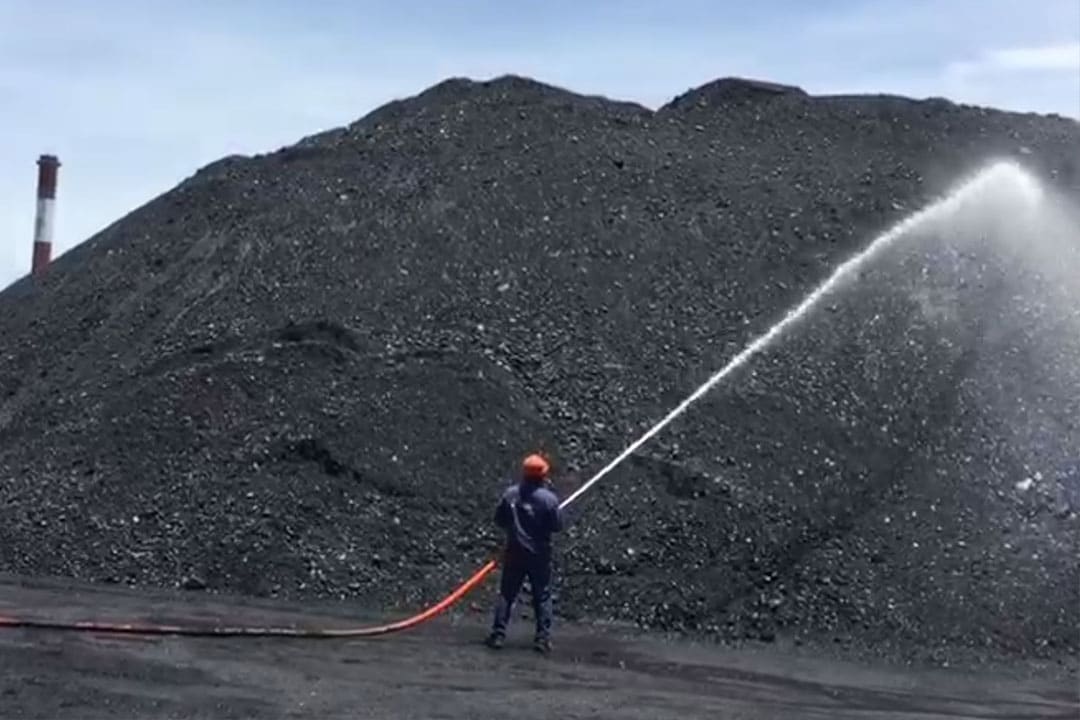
1 575 1076 720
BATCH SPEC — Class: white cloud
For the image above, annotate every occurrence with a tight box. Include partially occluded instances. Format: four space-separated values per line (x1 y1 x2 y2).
948 42 1080 79
991 43 1080 70
938 42 1080 119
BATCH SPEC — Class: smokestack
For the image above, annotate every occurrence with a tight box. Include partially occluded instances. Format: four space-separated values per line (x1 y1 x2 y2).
32 154 60 280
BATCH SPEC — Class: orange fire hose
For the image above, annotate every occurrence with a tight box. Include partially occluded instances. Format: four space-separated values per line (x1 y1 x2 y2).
0 560 498 638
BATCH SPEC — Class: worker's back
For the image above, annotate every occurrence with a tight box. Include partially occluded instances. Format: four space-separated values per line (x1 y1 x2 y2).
495 481 563 560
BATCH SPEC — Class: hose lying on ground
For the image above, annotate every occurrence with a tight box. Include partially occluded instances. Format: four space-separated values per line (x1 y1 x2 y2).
0 560 498 638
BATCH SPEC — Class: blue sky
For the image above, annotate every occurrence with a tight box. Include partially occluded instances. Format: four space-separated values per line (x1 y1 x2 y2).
2 0 1078 289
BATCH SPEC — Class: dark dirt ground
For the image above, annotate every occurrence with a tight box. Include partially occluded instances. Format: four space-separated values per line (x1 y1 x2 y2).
1 574 1076 720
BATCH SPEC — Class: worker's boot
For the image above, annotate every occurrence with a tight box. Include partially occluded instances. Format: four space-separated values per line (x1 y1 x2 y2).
533 637 552 655
484 633 504 650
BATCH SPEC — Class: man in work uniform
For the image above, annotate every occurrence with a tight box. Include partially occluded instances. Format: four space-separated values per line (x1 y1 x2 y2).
485 453 563 654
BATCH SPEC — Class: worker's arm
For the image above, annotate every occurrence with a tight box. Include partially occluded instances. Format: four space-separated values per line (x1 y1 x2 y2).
493 493 511 530
549 492 564 533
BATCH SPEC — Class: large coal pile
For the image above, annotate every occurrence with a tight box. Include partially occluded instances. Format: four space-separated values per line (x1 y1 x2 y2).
1 75 1078 665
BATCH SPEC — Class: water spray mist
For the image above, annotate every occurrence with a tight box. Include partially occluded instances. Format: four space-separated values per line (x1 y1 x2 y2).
561 160 1043 509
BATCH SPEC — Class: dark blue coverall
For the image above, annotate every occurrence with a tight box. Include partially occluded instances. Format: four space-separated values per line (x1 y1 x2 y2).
488 479 563 644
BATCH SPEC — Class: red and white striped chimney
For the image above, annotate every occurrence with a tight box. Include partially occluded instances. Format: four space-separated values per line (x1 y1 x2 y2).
32 154 60 279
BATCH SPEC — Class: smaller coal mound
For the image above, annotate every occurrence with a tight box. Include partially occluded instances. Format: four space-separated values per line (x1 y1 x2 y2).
664 76 808 111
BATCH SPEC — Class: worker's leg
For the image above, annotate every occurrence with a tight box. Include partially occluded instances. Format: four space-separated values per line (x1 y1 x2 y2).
489 561 526 641
527 557 553 645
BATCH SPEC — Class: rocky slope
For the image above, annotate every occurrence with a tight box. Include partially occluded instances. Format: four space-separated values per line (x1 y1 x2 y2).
1 75 1078 666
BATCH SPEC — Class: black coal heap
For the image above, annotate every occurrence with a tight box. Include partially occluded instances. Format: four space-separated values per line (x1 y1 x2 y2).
2 74 1078 667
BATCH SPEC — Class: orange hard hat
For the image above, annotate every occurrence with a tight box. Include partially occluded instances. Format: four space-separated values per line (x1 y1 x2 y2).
522 453 550 480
